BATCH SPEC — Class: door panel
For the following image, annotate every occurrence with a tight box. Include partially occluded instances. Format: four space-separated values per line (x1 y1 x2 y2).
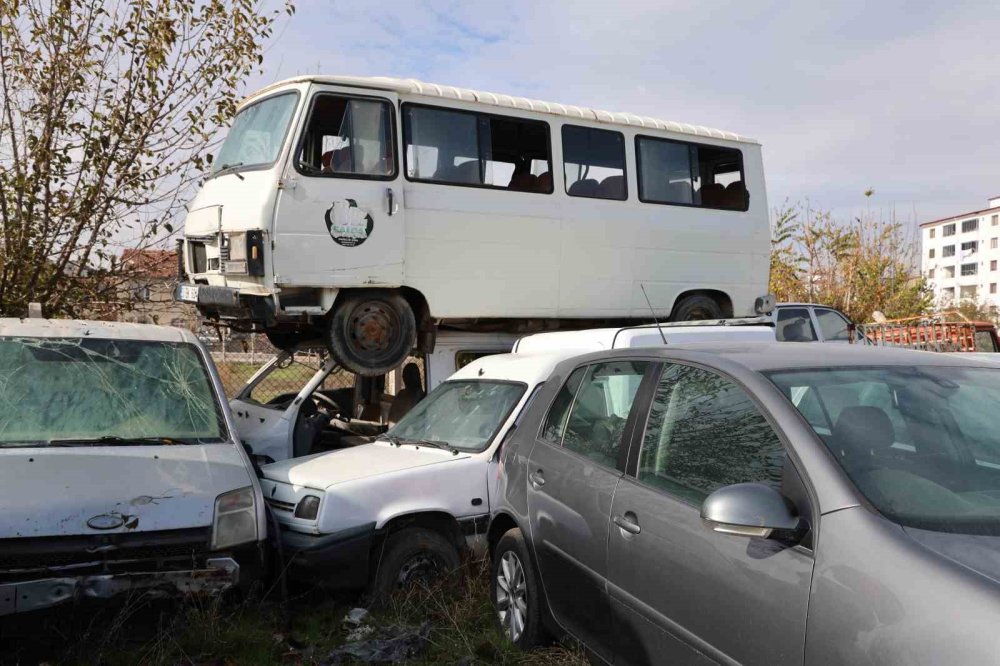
608 478 812 665
526 360 653 660
272 87 404 288
609 362 813 665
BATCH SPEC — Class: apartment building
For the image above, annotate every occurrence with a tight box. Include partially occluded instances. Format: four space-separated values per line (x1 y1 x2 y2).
921 195 1000 308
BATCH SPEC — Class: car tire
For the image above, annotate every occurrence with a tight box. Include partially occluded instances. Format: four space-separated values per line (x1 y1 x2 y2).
672 294 724 321
491 527 547 650
326 290 416 377
368 527 460 606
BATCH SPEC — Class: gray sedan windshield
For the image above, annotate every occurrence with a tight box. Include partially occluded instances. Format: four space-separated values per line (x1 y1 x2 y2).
768 366 1000 535
0 338 227 446
386 380 525 452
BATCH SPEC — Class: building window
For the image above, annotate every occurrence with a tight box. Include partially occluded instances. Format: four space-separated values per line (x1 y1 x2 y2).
944 266 956 278
962 263 978 276
930 228 936 239
635 135 746 210
993 238 998 249
962 218 979 233
993 214 998 226
928 268 935 279
563 125 627 200
961 285 978 300
403 104 552 192
943 245 955 258
943 286 955 301
992 260 997 271
962 241 978 255
943 223 956 237
992 284 997 295
928 248 935 259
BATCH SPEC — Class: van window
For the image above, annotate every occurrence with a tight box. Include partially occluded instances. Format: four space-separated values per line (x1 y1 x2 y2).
296 95 395 178
636 136 746 210
404 105 552 193
562 125 627 200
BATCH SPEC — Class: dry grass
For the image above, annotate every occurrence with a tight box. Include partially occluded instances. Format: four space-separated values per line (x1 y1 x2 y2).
0 557 588 666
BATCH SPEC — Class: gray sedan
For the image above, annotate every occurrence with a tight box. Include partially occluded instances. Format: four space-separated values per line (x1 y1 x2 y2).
487 343 1000 665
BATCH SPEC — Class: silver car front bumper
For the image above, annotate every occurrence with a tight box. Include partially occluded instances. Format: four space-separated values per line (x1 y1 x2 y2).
0 557 239 616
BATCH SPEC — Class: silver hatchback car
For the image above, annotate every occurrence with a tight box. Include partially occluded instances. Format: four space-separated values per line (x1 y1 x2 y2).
488 343 1000 665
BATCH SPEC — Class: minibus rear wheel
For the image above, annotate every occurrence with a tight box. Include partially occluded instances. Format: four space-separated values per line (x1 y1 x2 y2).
326 290 416 376
672 294 724 321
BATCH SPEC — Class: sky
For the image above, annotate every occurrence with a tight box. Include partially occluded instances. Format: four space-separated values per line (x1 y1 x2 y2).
251 0 999 226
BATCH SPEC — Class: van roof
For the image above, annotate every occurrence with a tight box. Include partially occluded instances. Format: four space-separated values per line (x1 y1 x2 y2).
0 318 198 344
448 350 582 385
512 323 775 355
242 75 757 145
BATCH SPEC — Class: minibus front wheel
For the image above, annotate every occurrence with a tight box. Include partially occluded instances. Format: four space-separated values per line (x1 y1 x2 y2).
326 290 416 376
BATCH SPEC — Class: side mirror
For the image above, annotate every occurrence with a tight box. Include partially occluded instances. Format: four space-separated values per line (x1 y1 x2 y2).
700 483 800 538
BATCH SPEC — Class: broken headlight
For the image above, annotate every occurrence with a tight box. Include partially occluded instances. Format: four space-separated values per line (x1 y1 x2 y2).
294 495 321 520
212 486 257 550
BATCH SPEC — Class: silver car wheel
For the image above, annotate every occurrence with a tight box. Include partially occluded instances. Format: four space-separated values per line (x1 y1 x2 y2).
496 550 528 642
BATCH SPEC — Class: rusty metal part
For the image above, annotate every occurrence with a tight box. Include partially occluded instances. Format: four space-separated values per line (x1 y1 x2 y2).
0 557 238 616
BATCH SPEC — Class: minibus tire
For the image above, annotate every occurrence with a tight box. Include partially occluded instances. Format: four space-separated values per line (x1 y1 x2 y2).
326 290 416 377
672 294 723 321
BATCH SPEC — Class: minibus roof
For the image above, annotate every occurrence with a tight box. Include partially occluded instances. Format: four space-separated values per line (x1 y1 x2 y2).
241 75 757 145
512 322 776 355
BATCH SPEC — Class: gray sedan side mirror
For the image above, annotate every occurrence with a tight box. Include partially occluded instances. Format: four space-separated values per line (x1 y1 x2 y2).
700 483 801 538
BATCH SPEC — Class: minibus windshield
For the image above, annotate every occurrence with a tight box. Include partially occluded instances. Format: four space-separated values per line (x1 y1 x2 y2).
0 337 228 447
211 92 298 175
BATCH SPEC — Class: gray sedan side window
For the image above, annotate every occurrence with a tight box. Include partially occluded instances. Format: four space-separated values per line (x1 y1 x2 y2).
540 366 588 444
637 364 785 504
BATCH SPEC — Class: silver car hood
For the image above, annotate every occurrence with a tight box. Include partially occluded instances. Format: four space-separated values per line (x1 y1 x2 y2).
0 445 254 538
903 526 1000 584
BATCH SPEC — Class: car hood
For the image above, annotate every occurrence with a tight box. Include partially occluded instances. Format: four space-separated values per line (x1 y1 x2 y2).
261 442 470 490
904 526 1000 584
0 444 254 538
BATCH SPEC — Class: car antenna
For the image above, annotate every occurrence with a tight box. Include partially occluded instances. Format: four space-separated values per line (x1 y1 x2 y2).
640 283 668 345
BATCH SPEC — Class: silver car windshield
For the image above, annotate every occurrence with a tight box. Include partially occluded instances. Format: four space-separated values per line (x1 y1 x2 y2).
211 92 298 175
768 365 1000 535
0 337 227 447
386 380 525 452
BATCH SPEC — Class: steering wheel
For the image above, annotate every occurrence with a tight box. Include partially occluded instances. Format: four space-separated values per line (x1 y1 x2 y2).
311 392 348 420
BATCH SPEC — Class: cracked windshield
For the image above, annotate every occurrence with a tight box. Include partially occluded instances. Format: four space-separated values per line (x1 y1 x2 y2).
0 337 226 446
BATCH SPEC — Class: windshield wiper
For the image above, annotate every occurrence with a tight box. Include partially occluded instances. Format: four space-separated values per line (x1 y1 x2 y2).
215 162 245 179
48 436 199 447
378 435 459 455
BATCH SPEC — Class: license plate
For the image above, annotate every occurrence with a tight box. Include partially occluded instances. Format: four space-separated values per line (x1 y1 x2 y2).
177 284 199 303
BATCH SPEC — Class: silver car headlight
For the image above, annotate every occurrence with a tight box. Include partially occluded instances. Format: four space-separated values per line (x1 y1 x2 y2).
212 486 258 550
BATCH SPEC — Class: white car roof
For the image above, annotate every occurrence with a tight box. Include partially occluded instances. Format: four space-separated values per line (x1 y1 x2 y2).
0 318 198 344
448 350 583 386
512 324 775 355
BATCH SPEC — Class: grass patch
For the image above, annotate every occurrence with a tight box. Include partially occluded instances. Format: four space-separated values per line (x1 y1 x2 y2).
1 558 587 665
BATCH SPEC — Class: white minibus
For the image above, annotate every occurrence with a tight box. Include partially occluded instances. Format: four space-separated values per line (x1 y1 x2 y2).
177 76 770 375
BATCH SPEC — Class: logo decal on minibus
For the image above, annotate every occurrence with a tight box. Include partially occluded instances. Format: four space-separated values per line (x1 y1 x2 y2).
325 199 374 248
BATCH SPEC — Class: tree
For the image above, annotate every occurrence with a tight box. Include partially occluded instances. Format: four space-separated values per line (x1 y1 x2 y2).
768 198 932 323
0 0 293 318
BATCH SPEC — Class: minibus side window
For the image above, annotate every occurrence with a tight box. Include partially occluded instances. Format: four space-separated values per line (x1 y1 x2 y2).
403 105 552 194
296 95 395 179
636 135 746 211
562 125 627 201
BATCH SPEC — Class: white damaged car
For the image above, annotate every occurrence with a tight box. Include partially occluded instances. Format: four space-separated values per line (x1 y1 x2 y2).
0 319 267 617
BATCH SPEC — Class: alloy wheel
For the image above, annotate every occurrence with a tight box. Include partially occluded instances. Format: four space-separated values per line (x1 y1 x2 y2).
496 550 528 642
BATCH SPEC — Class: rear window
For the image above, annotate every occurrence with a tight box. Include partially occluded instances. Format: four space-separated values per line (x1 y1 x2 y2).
0 338 227 446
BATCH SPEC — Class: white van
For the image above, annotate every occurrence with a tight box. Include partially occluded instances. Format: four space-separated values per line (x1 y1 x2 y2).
177 75 770 376
258 320 772 599
0 320 267 616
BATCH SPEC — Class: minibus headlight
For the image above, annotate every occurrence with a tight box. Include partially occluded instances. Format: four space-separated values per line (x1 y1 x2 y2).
212 486 258 550
221 231 265 276
294 495 321 520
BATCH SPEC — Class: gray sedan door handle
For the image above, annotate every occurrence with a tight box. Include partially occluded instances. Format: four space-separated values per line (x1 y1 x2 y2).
614 511 641 535
528 470 545 488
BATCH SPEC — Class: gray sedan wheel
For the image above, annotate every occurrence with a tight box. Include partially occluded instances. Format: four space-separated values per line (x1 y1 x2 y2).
491 527 546 649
